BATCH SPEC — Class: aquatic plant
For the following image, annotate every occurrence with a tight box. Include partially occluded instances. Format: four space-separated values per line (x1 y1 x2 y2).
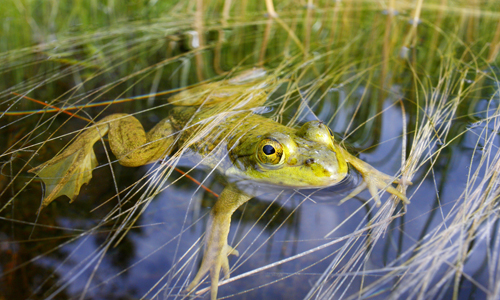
1 0 499 299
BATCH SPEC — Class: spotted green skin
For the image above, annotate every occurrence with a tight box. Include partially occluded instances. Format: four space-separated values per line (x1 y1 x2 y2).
169 108 349 188
30 69 408 300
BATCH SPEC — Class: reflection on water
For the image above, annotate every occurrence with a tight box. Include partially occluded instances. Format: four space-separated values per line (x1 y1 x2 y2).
44 174 368 299
1 1 500 299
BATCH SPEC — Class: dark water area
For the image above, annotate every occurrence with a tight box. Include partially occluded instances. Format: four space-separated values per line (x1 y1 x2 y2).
1 2 500 300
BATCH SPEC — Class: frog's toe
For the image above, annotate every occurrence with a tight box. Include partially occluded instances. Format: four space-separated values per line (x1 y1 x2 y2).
395 177 413 186
222 245 238 280
374 171 410 187
221 255 230 281
339 182 367 205
29 144 98 208
384 184 410 204
187 243 239 299
340 170 409 206
368 175 410 206
367 178 382 206
226 244 239 257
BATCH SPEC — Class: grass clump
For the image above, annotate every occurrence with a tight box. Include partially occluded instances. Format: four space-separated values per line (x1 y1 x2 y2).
0 0 500 299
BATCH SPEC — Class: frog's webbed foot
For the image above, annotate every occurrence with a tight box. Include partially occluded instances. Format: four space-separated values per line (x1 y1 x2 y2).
341 152 410 206
28 125 107 207
186 237 239 300
28 115 127 207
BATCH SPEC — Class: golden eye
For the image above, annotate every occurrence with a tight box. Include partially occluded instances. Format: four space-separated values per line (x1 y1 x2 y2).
257 138 284 165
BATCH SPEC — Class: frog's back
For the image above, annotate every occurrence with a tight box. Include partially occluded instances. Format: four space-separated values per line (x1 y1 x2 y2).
165 68 275 159
169 105 278 169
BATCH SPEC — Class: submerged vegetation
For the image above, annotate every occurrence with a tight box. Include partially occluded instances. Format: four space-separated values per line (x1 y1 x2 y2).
1 0 500 299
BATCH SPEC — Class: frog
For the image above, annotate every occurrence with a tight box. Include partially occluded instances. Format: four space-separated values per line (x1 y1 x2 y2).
29 68 409 300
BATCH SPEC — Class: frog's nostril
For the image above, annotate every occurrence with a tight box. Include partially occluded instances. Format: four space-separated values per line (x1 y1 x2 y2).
305 158 315 165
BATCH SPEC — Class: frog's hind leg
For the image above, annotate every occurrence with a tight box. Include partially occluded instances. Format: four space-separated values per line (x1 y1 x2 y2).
107 115 175 167
168 68 270 109
29 114 175 208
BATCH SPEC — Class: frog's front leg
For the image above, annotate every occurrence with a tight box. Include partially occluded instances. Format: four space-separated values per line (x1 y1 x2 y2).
339 148 410 206
187 184 252 300
29 114 175 207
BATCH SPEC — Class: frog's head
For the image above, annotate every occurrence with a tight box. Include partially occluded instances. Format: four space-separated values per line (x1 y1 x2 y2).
233 121 349 188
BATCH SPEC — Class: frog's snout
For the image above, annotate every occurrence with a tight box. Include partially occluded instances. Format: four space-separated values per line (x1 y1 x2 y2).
304 154 342 178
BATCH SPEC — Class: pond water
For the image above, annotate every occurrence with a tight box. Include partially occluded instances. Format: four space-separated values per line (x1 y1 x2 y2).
1 1 500 300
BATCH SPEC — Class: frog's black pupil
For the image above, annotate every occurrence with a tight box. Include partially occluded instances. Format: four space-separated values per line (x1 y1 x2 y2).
263 145 275 155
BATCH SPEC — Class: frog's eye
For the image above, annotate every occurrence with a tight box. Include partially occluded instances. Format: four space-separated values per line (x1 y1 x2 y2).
257 138 284 165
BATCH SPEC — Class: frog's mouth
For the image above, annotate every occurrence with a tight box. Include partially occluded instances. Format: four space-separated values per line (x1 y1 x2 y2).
227 169 349 190
226 172 354 199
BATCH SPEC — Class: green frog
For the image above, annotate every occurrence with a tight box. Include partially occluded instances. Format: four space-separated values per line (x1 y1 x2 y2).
29 68 409 299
